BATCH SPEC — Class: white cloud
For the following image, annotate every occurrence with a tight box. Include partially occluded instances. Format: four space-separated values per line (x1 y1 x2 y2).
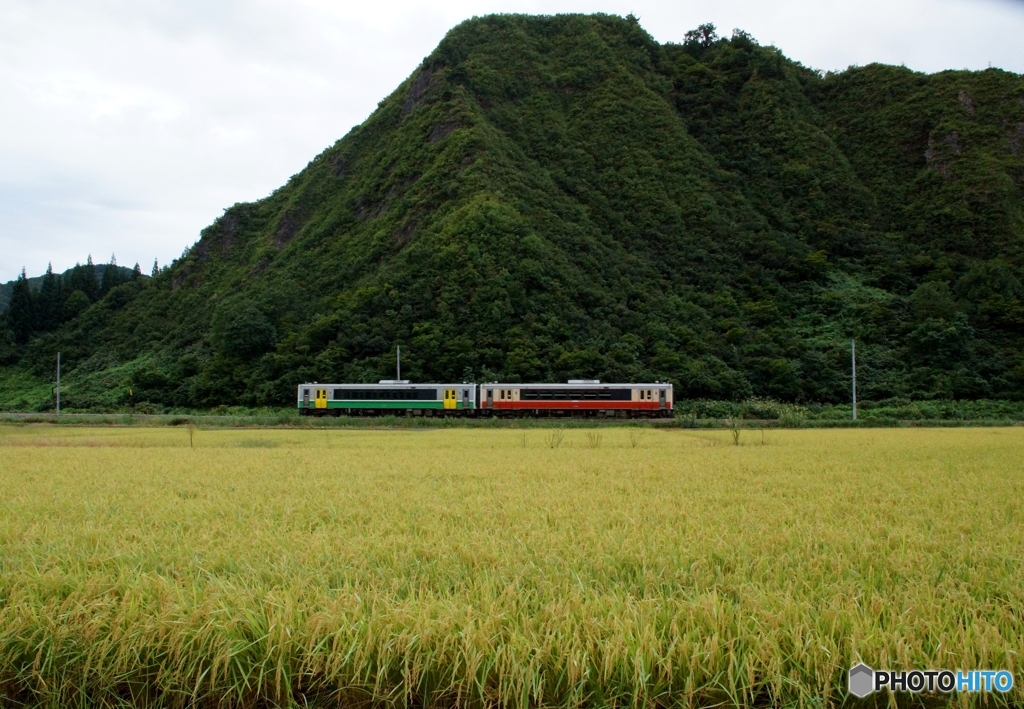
1 0 1022 281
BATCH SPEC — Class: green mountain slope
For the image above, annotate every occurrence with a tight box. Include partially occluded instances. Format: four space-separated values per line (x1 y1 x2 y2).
2 14 1023 411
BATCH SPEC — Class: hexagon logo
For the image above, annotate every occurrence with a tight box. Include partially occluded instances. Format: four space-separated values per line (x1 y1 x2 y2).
849 663 874 698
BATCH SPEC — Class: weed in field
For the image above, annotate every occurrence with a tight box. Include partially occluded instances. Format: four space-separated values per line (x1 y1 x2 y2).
545 429 564 449
628 429 644 448
585 431 602 448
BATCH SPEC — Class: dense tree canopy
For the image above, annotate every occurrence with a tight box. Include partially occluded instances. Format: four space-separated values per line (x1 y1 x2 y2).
1 14 1022 411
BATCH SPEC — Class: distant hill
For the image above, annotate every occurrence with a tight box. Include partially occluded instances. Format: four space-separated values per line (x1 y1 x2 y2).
1 14 1022 411
0 264 139 314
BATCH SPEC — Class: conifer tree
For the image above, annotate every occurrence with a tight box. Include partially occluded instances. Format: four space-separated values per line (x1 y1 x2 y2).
100 253 121 295
38 262 60 331
65 262 88 302
7 268 35 344
83 254 97 300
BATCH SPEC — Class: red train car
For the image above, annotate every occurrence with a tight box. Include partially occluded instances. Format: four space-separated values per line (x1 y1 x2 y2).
479 380 672 417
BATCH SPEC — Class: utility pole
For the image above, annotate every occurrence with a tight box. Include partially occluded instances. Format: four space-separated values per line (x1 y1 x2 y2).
396 345 401 382
851 340 857 421
56 352 61 415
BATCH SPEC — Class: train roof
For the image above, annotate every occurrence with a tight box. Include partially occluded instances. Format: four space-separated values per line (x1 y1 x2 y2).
298 381 670 388
483 382 671 388
298 382 470 388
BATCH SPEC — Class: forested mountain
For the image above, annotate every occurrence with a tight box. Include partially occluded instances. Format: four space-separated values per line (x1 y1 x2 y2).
2 14 1023 411
0 261 141 314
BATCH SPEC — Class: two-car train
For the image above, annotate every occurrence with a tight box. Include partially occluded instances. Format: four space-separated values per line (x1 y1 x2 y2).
298 380 673 417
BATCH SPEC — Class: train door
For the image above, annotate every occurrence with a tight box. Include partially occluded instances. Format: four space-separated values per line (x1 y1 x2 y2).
302 388 310 407
659 388 666 409
444 388 456 409
315 388 328 409
486 388 493 409
462 388 469 409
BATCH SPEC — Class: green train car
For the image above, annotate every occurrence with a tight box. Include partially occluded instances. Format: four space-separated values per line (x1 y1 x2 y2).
298 380 474 416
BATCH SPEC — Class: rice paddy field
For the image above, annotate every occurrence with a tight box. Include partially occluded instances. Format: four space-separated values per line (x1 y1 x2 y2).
0 425 1021 708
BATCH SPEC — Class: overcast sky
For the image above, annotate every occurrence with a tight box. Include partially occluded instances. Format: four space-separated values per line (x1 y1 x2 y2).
2 0 1023 283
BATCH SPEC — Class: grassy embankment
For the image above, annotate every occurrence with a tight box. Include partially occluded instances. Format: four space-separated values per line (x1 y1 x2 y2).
1 426 1021 707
